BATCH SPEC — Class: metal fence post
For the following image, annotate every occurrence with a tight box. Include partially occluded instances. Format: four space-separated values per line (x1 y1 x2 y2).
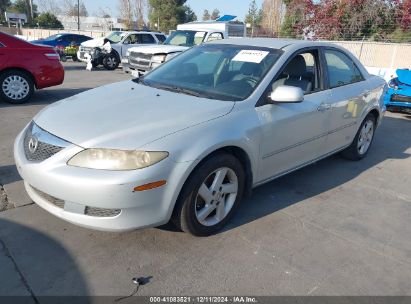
390 44 398 70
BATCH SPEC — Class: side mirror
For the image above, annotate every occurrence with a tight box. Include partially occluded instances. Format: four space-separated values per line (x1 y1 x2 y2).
269 85 304 103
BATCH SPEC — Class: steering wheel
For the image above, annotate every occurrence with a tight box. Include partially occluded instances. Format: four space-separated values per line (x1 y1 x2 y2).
243 76 258 87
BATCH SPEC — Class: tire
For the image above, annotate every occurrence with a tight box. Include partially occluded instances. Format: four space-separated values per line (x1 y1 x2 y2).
0 70 34 104
341 113 376 160
103 53 120 70
60 55 67 62
91 60 99 68
173 153 245 236
72 55 78 62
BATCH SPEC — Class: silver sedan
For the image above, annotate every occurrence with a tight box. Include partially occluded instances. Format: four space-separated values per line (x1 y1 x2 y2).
14 38 386 236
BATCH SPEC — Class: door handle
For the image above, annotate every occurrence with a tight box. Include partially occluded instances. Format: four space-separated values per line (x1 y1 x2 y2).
317 103 331 112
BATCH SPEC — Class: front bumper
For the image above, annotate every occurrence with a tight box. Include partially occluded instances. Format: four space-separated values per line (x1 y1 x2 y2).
14 125 192 231
122 60 148 77
384 89 411 112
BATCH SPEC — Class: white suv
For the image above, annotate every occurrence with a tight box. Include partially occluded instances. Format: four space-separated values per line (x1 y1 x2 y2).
77 31 166 70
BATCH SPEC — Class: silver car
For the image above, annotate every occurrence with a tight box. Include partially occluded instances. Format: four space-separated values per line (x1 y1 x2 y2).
14 38 386 236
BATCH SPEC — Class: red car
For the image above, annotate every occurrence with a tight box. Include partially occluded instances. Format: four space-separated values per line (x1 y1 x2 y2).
0 32 64 104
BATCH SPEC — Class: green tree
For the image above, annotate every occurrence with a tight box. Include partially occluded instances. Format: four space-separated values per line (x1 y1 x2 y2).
210 8 220 20
36 12 63 28
202 9 210 21
0 0 11 21
149 0 188 33
245 0 263 36
184 5 197 22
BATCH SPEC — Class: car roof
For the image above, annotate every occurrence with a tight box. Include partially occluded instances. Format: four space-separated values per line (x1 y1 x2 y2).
124 31 164 35
209 38 336 50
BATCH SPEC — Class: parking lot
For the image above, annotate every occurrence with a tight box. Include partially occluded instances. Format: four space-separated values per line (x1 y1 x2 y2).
0 62 411 298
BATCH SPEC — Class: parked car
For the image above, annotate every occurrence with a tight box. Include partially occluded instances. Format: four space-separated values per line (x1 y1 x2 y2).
14 39 386 235
384 68 411 113
30 33 92 48
77 31 166 70
0 32 64 104
123 21 246 77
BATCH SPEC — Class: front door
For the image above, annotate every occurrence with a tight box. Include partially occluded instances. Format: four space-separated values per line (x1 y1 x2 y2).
257 49 331 182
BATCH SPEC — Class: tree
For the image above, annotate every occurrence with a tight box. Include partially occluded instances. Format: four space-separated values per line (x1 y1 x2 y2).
0 0 11 21
202 9 210 21
37 0 62 15
149 0 189 33
245 0 263 36
118 0 133 29
261 0 285 36
210 8 220 20
133 0 146 29
36 12 63 28
62 0 88 17
280 0 312 38
184 5 197 22
10 0 39 24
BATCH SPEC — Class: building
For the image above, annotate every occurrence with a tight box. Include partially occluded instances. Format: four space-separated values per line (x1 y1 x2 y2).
57 15 138 31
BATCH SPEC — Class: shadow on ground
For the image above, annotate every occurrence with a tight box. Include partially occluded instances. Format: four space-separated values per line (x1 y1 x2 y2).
0 164 20 185
0 219 89 299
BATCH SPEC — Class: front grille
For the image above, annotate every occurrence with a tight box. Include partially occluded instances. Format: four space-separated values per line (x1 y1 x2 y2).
85 207 121 217
129 52 152 69
31 186 121 218
391 94 411 103
23 122 70 162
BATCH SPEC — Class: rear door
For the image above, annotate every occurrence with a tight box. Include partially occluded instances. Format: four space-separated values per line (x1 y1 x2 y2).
321 47 369 153
0 42 9 68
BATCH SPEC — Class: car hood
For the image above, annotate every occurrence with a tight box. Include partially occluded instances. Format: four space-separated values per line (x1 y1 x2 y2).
81 37 106 48
396 69 411 86
130 44 189 54
33 81 234 150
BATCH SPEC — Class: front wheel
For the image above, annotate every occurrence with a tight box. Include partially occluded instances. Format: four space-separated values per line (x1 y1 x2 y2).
0 70 34 104
103 53 119 70
173 153 245 236
341 114 376 160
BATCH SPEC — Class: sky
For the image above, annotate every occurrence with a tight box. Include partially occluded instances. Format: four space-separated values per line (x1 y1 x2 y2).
79 0 264 21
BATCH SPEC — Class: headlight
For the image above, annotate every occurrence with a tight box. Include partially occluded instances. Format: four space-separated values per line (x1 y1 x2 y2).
388 78 399 90
67 149 169 170
151 54 167 63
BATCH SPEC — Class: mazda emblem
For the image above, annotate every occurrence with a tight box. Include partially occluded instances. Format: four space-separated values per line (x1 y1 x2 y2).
28 135 39 154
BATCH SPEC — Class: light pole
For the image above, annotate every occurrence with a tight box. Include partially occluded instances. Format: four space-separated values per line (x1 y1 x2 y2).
77 0 80 31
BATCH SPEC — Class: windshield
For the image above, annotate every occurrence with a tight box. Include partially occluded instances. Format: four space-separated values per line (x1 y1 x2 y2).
142 44 283 101
105 31 125 44
44 34 62 40
163 30 207 47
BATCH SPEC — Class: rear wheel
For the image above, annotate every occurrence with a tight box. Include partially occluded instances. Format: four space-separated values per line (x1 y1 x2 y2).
0 70 34 104
173 153 245 236
341 114 376 160
103 53 119 70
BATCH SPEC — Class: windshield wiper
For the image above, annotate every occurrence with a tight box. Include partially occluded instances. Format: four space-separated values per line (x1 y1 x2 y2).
155 85 202 97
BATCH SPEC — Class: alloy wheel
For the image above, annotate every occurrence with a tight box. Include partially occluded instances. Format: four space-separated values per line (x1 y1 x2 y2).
195 167 238 226
357 119 374 155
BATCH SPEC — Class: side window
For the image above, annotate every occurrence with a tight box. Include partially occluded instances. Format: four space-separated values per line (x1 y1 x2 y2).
324 49 364 88
140 34 155 44
155 34 166 43
271 50 320 94
207 32 223 42
124 34 138 44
